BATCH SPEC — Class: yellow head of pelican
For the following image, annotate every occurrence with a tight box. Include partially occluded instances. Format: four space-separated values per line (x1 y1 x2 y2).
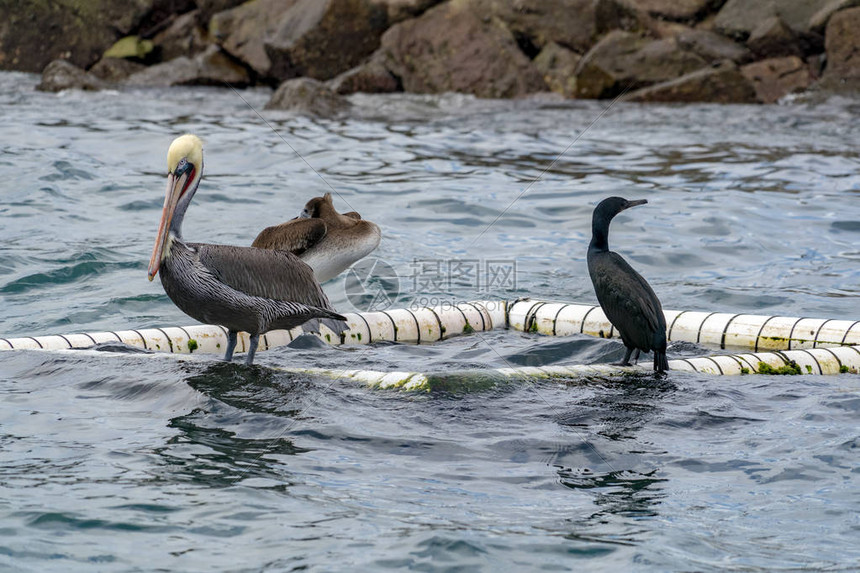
167 134 203 175
147 134 204 281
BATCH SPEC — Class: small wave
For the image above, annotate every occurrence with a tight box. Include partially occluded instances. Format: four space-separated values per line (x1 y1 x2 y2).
38 160 94 182
1 260 139 294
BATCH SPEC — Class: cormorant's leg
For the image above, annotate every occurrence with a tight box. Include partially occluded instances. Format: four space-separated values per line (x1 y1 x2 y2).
244 334 260 366
615 346 634 366
224 330 238 362
631 349 641 364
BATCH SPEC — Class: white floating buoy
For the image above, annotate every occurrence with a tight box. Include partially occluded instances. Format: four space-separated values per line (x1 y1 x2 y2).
2 299 859 382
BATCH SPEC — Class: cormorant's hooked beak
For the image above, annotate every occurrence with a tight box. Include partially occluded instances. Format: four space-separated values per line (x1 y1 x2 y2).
624 199 648 210
147 168 191 280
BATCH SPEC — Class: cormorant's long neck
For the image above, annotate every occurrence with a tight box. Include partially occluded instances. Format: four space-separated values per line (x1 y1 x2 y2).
589 215 612 253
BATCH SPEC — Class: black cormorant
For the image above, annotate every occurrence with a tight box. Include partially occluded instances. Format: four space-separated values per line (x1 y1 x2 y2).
587 197 669 373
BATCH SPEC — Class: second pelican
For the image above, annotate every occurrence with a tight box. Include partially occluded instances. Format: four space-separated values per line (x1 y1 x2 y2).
252 192 381 283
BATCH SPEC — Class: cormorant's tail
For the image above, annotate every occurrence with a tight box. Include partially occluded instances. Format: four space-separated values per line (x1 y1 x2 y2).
653 329 669 373
654 350 669 373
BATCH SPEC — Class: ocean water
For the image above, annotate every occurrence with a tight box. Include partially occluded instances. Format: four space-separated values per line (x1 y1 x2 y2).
0 72 859 571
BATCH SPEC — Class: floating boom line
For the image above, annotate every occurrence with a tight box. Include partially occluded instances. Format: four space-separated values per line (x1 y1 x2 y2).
2 299 859 381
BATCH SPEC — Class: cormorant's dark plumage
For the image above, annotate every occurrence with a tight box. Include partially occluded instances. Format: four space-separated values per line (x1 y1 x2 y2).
587 197 668 373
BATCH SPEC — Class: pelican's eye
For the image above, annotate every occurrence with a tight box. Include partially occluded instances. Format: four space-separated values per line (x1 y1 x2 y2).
176 157 188 172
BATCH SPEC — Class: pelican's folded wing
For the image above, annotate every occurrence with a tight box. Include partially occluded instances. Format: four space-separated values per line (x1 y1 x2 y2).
193 243 334 311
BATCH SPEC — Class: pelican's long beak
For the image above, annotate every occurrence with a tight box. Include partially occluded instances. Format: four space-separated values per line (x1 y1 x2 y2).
147 171 186 280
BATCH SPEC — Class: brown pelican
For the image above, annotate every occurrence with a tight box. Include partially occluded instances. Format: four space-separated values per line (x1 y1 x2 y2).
587 197 668 373
147 134 347 365
251 192 381 282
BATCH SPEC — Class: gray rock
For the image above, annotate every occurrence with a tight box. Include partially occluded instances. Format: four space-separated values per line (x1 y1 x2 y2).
574 31 708 98
0 0 158 72
263 0 390 82
472 0 645 54
329 54 400 94
210 0 302 77
624 0 715 21
89 58 147 82
152 10 211 62
821 6 860 88
370 0 444 23
714 0 773 39
741 56 813 103
808 0 860 33
194 47 250 87
625 62 758 103
747 16 803 58
265 77 350 115
378 0 547 98
36 59 107 92
714 0 859 39
127 57 198 87
125 45 250 87
533 42 581 97
674 27 752 64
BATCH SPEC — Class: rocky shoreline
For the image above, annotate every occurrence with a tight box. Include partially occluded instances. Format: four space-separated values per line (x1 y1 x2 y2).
5 0 860 112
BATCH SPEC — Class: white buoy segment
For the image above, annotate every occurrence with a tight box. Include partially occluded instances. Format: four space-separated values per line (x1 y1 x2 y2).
2 299 859 365
0 301 506 355
670 345 860 376
505 300 860 351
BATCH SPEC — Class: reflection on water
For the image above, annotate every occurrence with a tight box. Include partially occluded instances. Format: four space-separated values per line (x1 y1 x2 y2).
159 411 305 488
553 376 672 547
0 72 859 571
152 363 317 487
